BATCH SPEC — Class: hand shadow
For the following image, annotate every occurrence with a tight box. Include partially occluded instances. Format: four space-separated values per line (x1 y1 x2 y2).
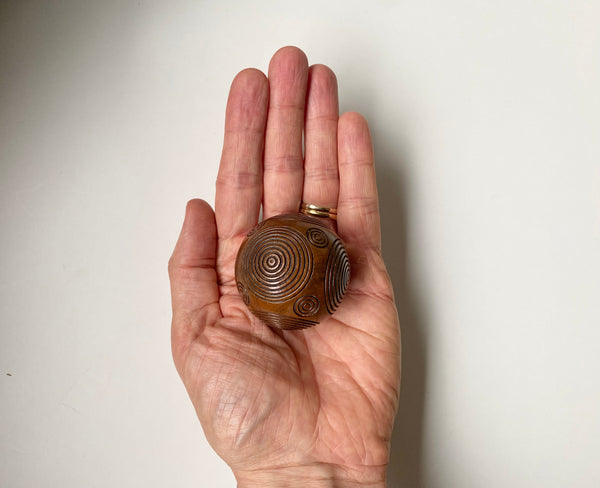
377 145 429 488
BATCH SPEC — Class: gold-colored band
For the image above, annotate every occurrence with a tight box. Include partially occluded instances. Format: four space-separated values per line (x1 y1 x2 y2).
300 202 338 220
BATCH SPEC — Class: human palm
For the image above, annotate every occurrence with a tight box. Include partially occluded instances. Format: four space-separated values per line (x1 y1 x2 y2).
169 47 400 487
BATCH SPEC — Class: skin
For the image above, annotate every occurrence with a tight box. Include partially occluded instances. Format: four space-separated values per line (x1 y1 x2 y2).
168 46 401 488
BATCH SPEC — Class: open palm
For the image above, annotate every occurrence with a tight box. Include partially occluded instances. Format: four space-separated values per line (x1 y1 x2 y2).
169 47 400 487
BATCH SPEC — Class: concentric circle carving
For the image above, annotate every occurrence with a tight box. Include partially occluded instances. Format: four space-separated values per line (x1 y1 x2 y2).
306 227 328 248
324 239 350 314
295 213 329 228
293 295 320 317
245 220 266 238
240 226 313 302
237 281 250 306
235 214 351 330
253 310 318 330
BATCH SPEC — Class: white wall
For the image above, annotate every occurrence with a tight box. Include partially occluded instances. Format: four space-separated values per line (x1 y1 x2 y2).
1 1 598 487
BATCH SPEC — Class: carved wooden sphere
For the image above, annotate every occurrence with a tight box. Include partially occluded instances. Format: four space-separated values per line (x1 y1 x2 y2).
235 213 350 330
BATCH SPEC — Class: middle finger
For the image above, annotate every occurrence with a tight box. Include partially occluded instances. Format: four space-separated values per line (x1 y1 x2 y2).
263 46 309 218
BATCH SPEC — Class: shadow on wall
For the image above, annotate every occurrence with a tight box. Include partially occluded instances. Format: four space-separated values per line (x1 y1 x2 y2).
376 143 429 488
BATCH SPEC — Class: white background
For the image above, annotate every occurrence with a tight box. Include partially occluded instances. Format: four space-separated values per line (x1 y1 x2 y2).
1 1 599 487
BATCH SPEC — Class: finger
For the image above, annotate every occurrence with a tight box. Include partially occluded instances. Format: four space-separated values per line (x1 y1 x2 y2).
263 46 309 218
302 64 339 211
169 200 222 348
337 112 381 252
216 68 269 240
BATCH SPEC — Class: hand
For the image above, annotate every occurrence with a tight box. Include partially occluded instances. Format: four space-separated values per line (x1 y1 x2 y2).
169 47 400 488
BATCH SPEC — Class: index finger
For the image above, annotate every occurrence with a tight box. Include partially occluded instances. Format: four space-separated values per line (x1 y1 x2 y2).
215 68 269 284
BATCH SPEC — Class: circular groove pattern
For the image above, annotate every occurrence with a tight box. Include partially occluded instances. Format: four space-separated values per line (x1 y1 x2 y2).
295 213 330 228
306 228 328 248
253 310 318 330
237 281 250 306
245 220 265 238
293 295 320 317
324 239 350 314
240 226 313 302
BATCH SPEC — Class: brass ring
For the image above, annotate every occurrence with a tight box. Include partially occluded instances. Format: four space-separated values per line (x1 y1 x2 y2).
300 202 338 220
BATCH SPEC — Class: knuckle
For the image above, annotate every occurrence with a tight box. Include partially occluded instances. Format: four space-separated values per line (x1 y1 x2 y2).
340 195 379 215
304 165 338 183
264 154 303 174
216 170 261 190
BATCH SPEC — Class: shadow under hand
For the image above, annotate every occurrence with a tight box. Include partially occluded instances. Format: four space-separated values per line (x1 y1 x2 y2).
377 150 429 488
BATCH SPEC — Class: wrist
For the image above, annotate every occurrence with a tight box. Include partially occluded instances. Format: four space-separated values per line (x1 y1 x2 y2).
234 463 387 488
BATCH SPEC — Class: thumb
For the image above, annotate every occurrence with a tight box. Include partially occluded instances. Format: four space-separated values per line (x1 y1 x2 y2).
169 199 222 355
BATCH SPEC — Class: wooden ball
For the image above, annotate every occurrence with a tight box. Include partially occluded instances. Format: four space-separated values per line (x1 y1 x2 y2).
235 213 350 330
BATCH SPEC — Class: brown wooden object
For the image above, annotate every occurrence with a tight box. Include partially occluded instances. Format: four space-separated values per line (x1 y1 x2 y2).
235 213 350 330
